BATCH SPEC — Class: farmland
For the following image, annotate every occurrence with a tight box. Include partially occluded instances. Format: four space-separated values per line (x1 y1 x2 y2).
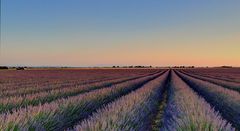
0 68 240 131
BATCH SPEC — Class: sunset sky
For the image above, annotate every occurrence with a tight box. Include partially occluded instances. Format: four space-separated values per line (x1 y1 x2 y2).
1 0 240 67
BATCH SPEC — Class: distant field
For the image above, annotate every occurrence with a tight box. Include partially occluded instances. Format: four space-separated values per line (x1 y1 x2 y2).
0 68 240 130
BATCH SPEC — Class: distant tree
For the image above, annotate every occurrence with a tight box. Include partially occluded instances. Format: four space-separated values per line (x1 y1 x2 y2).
16 67 24 70
221 66 232 68
134 66 145 68
0 66 8 70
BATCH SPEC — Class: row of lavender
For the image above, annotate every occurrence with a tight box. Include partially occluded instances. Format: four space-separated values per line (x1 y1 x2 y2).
0 70 161 113
162 71 234 130
0 71 162 130
180 70 240 92
72 70 169 131
183 68 240 83
0 68 239 130
176 71 240 129
0 69 158 84
0 75 130 96
70 71 236 131
0 69 158 93
0 74 143 97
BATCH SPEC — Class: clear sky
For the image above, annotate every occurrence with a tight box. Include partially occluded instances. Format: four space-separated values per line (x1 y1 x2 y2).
1 0 240 67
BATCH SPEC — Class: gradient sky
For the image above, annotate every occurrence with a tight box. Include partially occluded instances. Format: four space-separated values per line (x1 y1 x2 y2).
1 0 240 67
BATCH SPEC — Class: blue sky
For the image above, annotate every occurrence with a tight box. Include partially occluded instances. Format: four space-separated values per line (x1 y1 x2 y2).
1 0 240 66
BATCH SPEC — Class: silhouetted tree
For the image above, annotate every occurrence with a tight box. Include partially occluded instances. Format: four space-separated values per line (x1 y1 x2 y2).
0 66 8 70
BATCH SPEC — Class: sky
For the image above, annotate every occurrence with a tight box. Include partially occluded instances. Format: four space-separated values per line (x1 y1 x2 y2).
1 0 240 67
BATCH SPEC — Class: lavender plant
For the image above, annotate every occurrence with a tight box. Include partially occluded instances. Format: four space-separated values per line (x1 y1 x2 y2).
0 72 161 131
181 70 240 92
177 71 240 129
72 71 169 131
0 72 159 113
162 71 234 131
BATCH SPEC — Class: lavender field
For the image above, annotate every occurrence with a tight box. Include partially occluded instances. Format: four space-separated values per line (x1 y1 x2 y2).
0 68 240 131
